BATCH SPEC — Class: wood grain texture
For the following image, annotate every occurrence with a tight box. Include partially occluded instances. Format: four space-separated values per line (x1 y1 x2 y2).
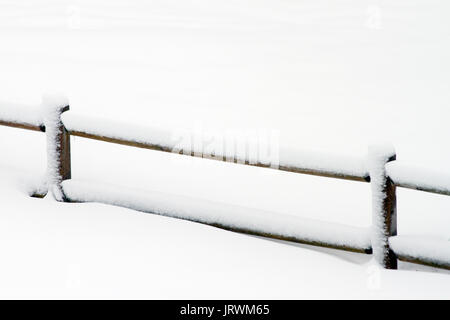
378 154 398 269
0 120 44 132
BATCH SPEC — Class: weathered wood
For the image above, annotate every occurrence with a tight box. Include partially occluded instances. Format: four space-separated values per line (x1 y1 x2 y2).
30 192 48 198
278 165 370 182
0 119 44 132
69 130 173 152
46 105 71 202
369 146 398 269
382 171 398 269
210 223 372 254
58 105 72 183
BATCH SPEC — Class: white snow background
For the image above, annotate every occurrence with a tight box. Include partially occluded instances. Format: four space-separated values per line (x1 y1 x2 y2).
0 0 450 298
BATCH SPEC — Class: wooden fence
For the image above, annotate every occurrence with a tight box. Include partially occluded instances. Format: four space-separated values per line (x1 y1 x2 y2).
0 102 449 271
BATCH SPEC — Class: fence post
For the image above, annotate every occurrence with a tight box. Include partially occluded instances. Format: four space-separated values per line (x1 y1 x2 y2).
43 96 71 202
368 144 397 269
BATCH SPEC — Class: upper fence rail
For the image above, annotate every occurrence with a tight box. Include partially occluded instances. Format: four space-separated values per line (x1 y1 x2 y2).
63 113 369 182
2 108 450 196
0 119 44 132
0 102 45 132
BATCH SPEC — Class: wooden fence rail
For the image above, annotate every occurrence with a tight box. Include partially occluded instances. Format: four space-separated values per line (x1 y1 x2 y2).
0 102 449 271
0 119 44 132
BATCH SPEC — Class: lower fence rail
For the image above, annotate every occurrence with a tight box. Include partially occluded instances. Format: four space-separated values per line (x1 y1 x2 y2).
395 254 450 271
389 236 450 270
61 180 373 254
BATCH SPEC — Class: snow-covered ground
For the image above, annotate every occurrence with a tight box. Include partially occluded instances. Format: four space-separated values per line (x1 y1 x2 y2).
0 0 450 298
2 168 450 299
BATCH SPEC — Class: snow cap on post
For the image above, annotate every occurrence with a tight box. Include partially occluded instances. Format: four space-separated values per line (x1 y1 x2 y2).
41 93 69 112
368 143 396 165
42 93 71 202
368 142 397 269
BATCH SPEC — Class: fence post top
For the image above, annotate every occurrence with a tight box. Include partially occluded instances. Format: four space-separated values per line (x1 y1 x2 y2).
368 142 396 162
41 94 69 113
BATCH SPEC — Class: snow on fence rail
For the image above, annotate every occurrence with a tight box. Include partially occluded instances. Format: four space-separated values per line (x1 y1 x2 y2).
63 180 372 253
0 101 44 132
63 113 370 183
0 97 449 271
